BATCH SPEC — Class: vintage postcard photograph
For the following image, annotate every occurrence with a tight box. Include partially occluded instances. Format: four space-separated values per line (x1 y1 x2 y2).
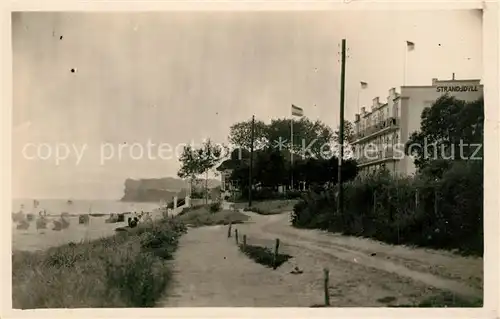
4 2 498 317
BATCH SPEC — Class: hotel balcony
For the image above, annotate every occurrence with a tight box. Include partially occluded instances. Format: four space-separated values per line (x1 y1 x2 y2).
353 117 400 144
356 147 400 167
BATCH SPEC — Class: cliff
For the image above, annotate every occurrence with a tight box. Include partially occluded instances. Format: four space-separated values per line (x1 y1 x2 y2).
120 177 220 202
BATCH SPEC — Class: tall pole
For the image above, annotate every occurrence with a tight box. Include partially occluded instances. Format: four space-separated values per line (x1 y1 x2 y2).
337 39 346 221
357 88 360 114
290 116 294 191
248 115 255 207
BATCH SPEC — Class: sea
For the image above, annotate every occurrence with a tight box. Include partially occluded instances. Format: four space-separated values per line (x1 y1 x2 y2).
11 199 163 252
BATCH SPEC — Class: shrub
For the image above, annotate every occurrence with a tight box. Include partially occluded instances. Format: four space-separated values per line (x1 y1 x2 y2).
284 190 303 199
291 161 483 255
209 201 222 213
191 190 204 199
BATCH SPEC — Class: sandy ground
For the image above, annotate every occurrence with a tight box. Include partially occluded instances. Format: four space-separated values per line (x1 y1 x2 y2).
158 208 483 307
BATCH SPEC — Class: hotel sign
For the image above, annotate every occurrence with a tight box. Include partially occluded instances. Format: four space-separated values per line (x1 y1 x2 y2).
436 85 479 93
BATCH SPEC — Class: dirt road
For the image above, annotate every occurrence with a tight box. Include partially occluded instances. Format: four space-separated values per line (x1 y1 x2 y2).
158 209 483 307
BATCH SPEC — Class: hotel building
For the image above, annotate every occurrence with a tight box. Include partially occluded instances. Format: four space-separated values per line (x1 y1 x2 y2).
352 76 483 176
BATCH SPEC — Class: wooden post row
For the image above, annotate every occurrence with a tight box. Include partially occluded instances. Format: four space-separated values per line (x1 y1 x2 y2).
324 268 330 306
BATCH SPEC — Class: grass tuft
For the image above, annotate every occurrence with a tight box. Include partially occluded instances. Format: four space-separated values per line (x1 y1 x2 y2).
392 291 483 308
238 244 292 269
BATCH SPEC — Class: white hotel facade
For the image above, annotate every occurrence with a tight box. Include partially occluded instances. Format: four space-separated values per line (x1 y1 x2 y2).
352 76 483 176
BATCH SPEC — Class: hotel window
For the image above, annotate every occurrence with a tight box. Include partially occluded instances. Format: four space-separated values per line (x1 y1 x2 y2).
394 102 399 118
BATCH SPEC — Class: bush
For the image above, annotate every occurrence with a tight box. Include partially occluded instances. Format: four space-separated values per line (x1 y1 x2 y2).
190 191 204 199
209 201 222 213
291 161 483 255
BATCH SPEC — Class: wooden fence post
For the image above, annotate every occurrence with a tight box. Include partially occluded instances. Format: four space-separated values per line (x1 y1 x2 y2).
323 268 330 306
235 229 239 245
243 234 247 249
272 238 280 269
434 188 438 217
227 222 232 238
415 189 419 209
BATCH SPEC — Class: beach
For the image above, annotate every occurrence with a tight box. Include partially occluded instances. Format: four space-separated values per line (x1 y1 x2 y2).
12 199 163 252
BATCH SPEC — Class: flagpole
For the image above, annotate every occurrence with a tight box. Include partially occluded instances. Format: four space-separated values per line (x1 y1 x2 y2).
404 42 407 86
248 115 255 207
404 41 413 86
337 38 347 224
357 88 361 114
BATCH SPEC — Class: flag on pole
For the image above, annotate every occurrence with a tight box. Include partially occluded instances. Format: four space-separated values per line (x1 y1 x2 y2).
291 104 304 117
360 81 368 89
406 41 415 51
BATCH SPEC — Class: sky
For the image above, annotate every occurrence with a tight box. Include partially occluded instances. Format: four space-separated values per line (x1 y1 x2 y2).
11 10 483 199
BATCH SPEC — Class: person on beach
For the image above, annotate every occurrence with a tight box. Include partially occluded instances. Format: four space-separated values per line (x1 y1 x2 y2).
128 217 138 228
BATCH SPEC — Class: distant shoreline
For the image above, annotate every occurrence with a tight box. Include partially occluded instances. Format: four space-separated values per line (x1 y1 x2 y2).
119 199 167 203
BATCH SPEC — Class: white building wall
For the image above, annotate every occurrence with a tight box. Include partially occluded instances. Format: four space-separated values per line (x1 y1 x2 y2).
353 77 483 176
400 78 483 175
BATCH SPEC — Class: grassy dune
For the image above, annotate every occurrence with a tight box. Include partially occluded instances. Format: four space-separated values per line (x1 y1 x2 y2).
12 218 187 308
238 200 299 215
177 204 249 227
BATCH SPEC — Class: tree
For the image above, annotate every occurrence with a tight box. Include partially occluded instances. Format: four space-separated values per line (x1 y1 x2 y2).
333 120 355 144
254 148 287 189
227 116 357 199
178 140 225 204
333 120 356 159
405 95 484 171
294 156 358 189
231 147 359 198
177 145 201 196
197 139 225 204
265 117 334 159
228 118 268 151
228 116 334 159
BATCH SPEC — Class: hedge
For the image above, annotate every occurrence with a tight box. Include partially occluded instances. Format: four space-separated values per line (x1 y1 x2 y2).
291 160 483 255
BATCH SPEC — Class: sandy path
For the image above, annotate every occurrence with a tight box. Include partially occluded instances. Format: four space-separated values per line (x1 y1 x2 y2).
250 212 483 295
158 224 327 306
158 208 483 307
